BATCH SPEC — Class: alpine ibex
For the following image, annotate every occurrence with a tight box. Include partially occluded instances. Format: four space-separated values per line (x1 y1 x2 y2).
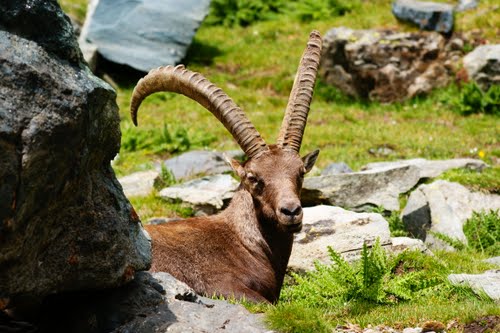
130 31 322 303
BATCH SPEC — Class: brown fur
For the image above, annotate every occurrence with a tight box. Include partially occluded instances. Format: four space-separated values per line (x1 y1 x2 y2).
145 145 318 303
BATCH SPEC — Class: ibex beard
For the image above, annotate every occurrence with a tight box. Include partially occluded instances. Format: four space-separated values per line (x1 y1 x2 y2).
130 30 322 303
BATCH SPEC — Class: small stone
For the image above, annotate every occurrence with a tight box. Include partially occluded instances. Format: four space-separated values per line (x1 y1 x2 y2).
455 0 478 12
484 256 500 266
422 320 445 332
403 328 423 333
321 162 353 176
118 170 161 197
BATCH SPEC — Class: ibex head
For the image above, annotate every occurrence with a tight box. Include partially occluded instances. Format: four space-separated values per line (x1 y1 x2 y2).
130 31 322 233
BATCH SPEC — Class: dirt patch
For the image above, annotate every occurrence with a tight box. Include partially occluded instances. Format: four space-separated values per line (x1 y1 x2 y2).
464 316 500 333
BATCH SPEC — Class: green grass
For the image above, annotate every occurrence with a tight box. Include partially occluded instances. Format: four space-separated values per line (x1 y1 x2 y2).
128 193 194 222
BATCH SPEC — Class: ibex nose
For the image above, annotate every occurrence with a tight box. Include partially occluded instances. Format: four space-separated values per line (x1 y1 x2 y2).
280 204 302 217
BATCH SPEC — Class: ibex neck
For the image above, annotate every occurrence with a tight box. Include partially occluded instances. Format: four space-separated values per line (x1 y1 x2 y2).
223 187 294 289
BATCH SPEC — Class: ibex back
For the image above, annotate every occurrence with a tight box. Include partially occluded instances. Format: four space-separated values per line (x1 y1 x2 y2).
130 31 322 303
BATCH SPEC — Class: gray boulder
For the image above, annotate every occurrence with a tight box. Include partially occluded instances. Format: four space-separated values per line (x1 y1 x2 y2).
302 165 421 211
448 270 500 301
159 174 239 215
362 158 487 178
0 0 150 300
118 170 161 197
320 27 458 103
160 150 243 181
79 0 211 72
402 180 500 249
392 0 454 34
463 44 500 90
289 205 392 271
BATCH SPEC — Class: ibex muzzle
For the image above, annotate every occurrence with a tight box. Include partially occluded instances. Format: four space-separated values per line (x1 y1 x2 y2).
130 31 322 303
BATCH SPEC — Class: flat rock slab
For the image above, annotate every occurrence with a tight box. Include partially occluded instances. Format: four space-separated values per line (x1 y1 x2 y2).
392 0 454 34
79 0 210 72
289 205 392 271
463 44 500 90
448 270 500 301
302 165 420 211
402 180 500 250
159 150 243 181
118 170 160 197
362 158 487 178
159 174 239 215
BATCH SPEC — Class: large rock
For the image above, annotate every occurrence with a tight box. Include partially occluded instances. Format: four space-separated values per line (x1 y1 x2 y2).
463 44 500 90
320 27 459 102
159 174 239 215
448 270 500 301
402 180 500 249
289 205 392 271
79 0 211 72
159 150 244 181
0 0 150 300
362 158 487 178
392 0 454 34
302 165 421 211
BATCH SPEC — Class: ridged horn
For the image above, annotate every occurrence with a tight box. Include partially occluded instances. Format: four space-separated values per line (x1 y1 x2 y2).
130 65 268 159
276 30 322 152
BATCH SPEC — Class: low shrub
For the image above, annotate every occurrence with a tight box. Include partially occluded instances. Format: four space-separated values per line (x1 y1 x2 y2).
463 210 500 256
455 82 500 116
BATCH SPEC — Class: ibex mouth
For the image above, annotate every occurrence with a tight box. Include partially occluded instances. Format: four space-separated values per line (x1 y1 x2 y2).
286 222 303 233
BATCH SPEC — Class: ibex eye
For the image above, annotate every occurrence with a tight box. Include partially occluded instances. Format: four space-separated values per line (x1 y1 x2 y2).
247 175 258 184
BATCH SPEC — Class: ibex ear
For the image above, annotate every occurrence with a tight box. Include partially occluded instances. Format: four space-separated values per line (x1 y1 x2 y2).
224 153 246 179
302 149 320 173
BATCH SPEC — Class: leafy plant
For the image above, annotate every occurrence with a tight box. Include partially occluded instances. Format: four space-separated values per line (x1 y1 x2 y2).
288 0 359 22
204 0 358 27
455 82 500 116
158 165 177 189
205 0 285 27
463 210 500 256
281 239 445 308
121 122 216 155
387 211 409 237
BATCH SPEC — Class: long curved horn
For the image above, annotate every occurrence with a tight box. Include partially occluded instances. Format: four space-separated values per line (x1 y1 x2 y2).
276 30 322 152
130 65 268 159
